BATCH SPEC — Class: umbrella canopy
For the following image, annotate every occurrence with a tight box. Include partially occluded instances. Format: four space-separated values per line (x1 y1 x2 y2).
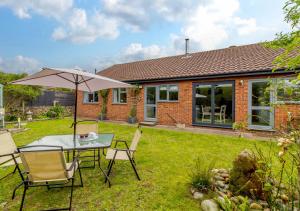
11 67 131 92
11 67 132 147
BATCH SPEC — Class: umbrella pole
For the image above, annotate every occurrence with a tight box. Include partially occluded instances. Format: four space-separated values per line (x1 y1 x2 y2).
73 75 79 159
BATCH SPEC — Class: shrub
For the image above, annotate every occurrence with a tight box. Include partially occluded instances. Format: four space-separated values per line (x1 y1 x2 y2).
46 105 65 118
129 105 137 118
189 156 216 192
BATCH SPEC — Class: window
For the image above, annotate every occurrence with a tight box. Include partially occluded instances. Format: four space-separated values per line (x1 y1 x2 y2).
158 85 178 101
83 91 99 103
276 78 300 103
113 88 127 103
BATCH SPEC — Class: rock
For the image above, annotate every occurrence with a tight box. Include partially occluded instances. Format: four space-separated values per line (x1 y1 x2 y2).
216 191 226 198
281 194 289 203
220 173 229 178
215 181 225 188
214 175 224 181
217 196 225 204
230 197 239 204
223 184 229 190
201 199 220 211
211 169 219 174
218 169 228 174
0 202 7 208
250 202 263 210
258 201 269 208
229 149 263 199
190 187 197 194
193 191 204 200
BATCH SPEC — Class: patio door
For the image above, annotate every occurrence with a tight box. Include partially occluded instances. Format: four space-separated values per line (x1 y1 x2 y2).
248 80 274 130
193 81 234 127
144 86 157 121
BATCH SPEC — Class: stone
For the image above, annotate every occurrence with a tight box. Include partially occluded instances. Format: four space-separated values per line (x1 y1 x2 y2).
214 175 224 181
250 202 263 210
218 169 228 174
258 201 269 208
0 202 7 208
190 187 197 194
220 173 229 178
281 194 289 203
211 169 219 174
230 197 239 204
229 149 264 199
216 191 226 198
201 199 220 211
215 181 225 188
193 192 204 200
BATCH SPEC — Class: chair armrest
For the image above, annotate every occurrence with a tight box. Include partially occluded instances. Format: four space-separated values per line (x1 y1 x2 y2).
0 153 14 158
114 140 129 149
66 154 80 172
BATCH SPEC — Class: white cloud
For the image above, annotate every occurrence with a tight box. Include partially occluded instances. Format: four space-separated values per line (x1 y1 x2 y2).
0 55 41 73
233 17 260 36
52 8 120 43
92 42 164 70
102 0 149 31
0 0 73 19
169 0 262 51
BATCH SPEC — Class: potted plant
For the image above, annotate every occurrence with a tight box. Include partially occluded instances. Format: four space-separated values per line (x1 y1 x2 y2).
128 105 137 124
128 85 141 124
99 89 109 121
232 121 248 138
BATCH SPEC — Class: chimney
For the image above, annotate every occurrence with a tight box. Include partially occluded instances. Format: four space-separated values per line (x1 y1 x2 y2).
185 38 189 55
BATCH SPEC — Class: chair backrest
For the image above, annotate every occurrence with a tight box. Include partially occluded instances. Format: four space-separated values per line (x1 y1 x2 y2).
201 105 210 113
129 128 142 151
0 132 17 165
221 105 226 114
19 146 68 183
76 120 98 135
0 132 17 155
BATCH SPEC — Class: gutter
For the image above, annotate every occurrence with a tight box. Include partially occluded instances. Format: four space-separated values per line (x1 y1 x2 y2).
122 68 298 84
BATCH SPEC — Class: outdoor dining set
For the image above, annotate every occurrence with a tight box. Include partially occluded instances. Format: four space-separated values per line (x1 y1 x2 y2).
0 121 143 210
0 67 142 210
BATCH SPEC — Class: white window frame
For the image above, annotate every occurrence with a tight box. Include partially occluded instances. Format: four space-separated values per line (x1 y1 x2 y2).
113 88 127 104
83 91 99 103
158 84 179 102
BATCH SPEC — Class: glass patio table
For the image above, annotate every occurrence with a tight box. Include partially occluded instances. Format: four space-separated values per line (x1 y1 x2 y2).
24 133 114 186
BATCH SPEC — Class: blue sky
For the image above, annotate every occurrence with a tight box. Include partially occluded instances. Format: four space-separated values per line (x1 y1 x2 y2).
0 0 289 74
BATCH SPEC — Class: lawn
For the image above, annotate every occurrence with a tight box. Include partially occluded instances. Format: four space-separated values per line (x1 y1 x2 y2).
0 119 277 210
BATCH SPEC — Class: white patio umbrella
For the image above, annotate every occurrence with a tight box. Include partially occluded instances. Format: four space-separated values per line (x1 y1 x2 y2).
11 67 132 142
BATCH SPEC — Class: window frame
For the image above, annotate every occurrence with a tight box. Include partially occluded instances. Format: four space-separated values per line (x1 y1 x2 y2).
158 84 179 102
112 88 127 104
275 77 300 104
83 91 99 104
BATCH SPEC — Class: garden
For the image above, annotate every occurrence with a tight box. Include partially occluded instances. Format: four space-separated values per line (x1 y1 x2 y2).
0 119 287 210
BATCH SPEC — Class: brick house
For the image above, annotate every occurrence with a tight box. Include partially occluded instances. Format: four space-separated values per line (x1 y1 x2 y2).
77 43 300 131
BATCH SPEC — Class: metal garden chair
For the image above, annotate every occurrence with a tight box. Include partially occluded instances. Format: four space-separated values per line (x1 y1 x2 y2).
75 120 101 168
16 145 83 211
0 132 22 181
105 126 142 182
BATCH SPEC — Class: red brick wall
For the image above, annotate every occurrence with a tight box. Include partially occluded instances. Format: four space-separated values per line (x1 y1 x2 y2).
77 74 300 131
77 91 101 119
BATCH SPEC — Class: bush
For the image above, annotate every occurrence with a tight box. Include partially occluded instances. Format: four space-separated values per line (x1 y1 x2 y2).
189 156 216 192
46 105 65 118
5 114 18 121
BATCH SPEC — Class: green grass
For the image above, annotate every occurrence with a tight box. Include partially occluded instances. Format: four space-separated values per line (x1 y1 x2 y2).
0 119 277 210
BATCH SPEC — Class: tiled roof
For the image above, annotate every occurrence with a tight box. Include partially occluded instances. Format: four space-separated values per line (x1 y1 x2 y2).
98 43 283 82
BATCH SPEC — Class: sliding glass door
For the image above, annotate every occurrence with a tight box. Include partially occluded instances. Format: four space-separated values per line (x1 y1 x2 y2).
193 81 234 127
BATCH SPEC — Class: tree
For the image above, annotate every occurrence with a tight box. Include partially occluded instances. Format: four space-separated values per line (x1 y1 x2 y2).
0 71 41 114
265 0 300 72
